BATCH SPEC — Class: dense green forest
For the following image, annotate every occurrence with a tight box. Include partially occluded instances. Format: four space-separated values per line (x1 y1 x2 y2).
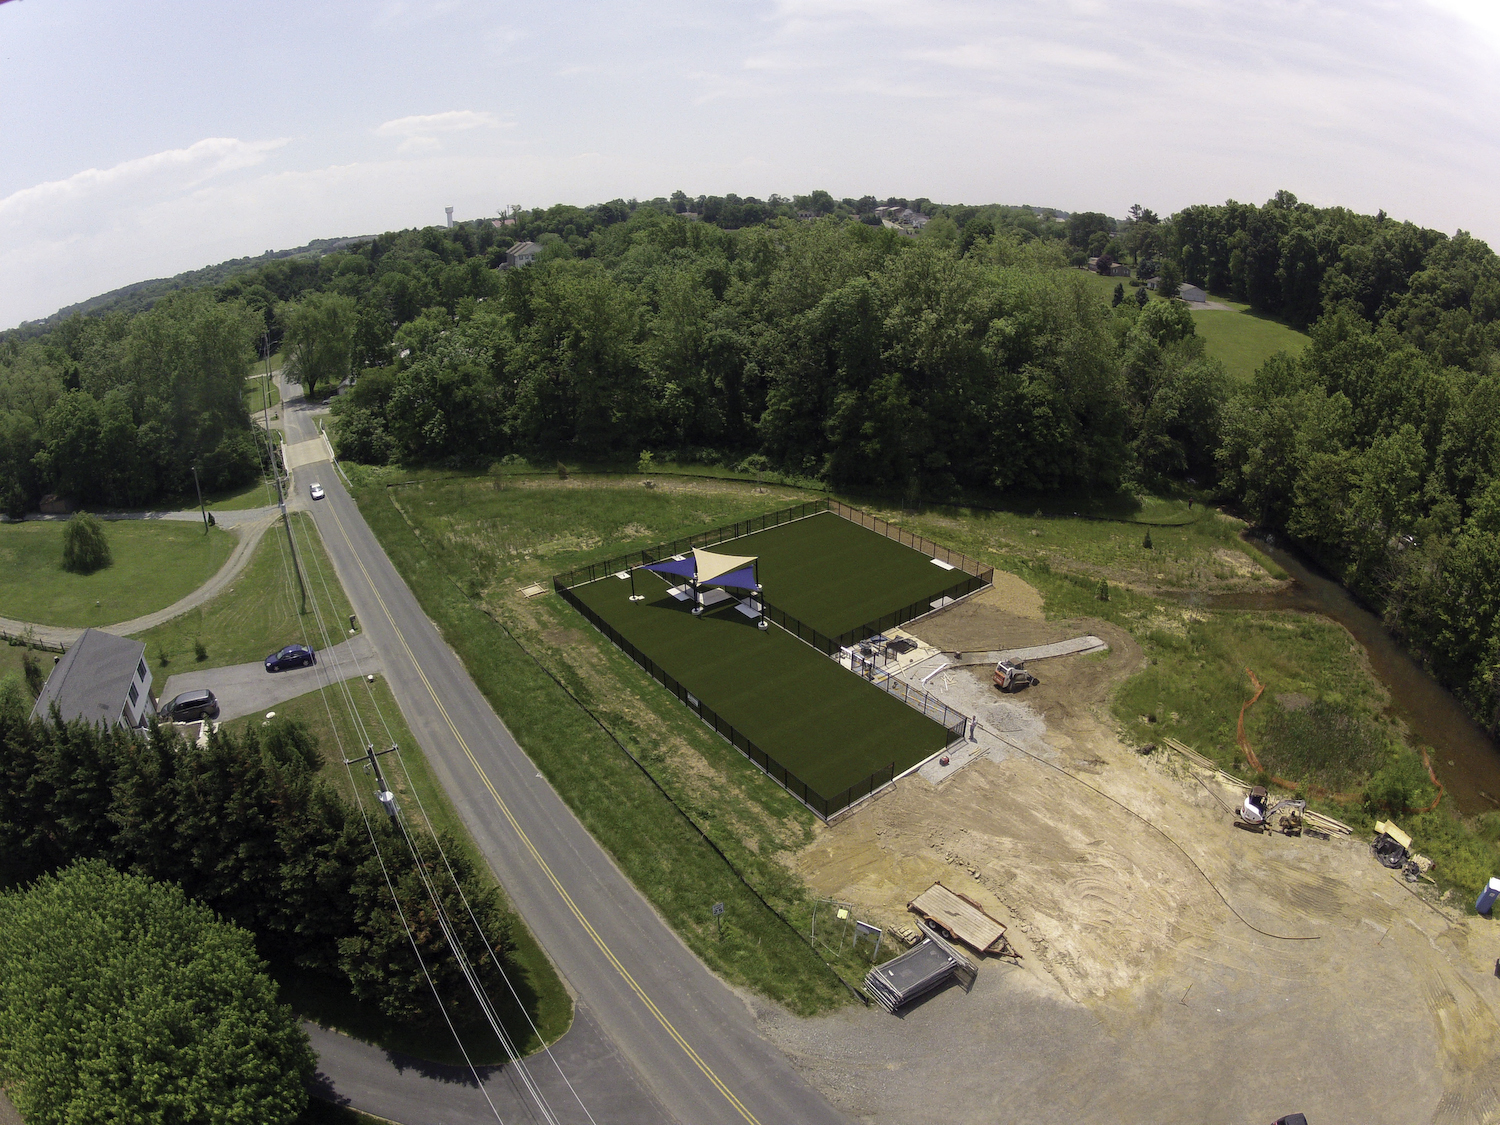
2 190 1498 733
0 683 516 1031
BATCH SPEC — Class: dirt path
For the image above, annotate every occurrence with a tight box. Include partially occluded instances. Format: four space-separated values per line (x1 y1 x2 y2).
762 574 1499 1124
0 512 278 647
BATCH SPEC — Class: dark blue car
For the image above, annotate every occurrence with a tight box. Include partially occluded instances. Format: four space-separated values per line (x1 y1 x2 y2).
265 644 316 672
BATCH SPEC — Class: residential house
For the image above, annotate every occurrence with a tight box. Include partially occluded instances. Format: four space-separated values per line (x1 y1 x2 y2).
1106 262 1131 277
1178 283 1208 303
30 628 155 731
503 241 543 269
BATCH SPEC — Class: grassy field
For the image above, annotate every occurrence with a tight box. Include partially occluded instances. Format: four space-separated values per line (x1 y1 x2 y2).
246 376 280 415
360 469 879 1013
132 513 354 670
573 569 949 800
0 520 235 628
884 498 1285 594
1190 307 1309 382
206 475 279 511
1075 269 1309 381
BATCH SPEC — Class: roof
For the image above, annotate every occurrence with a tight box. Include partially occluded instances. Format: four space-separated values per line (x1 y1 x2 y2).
507 241 543 255
908 882 1006 953
692 547 757 584
30 628 146 727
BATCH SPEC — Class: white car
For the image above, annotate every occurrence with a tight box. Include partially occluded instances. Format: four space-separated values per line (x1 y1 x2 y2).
309 482 325 501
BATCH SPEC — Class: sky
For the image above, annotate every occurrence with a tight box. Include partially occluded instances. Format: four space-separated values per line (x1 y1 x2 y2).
1 0 1498 329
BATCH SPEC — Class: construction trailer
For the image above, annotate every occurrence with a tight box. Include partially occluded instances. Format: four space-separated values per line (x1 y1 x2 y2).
907 882 1018 958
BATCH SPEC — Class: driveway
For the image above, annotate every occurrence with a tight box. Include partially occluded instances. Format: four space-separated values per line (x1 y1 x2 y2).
160 635 383 722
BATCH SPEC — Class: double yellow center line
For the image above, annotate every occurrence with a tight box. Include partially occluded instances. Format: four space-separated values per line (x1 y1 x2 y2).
324 496 762 1125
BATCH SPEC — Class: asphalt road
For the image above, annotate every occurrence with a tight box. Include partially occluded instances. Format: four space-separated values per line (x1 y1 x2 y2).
292 443 848 1121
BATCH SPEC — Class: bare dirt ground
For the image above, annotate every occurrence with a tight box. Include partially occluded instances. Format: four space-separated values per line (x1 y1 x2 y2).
758 577 1500 1125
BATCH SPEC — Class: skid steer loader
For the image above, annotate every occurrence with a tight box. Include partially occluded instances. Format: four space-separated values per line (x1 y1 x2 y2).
994 660 1040 693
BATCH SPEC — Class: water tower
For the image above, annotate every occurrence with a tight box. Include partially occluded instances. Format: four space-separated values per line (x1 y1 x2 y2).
445 206 454 229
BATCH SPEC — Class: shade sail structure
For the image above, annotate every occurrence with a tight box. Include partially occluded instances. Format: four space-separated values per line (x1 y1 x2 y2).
640 547 759 590
640 556 697 579
692 548 758 583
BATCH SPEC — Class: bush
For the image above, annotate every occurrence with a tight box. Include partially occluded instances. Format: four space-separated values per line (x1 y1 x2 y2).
61 511 111 574
1142 530 1153 550
20 650 43 698
1096 579 1110 601
193 639 208 662
200 430 262 493
0 861 314 1124
1363 749 1436 814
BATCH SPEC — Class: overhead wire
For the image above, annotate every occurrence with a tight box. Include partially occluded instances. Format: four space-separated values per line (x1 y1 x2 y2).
255 392 514 1122
285 464 578 1124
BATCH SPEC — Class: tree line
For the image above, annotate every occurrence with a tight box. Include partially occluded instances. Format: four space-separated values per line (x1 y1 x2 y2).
3 189 1497 733
0 290 265 516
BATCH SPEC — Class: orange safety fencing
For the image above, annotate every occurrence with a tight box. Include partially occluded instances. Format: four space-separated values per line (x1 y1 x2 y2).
1236 667 1444 813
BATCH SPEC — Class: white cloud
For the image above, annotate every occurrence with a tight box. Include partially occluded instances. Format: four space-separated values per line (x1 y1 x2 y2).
375 110 508 153
0 137 286 225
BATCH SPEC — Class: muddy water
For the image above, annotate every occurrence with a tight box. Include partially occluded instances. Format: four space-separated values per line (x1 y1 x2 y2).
1179 539 1500 816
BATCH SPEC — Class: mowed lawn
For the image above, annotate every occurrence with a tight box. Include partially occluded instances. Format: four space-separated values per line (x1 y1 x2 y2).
0 520 234 628
572 574 950 801
133 512 354 670
714 512 970 637
1191 308 1309 381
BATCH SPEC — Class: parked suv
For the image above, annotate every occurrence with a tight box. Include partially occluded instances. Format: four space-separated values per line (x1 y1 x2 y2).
160 689 220 722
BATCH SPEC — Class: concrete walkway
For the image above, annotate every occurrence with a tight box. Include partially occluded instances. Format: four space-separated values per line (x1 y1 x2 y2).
943 635 1109 666
160 634 383 722
0 511 280 649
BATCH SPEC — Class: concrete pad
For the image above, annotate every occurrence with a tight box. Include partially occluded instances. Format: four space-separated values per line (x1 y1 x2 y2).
282 437 330 471
160 634 383 722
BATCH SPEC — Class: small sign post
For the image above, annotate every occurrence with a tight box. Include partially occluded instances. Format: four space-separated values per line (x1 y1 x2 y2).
712 901 724 940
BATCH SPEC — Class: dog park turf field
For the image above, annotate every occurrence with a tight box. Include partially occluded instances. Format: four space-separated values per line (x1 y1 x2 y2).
567 511 970 803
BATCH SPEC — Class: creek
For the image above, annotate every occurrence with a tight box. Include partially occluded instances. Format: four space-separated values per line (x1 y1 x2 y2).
1178 538 1500 817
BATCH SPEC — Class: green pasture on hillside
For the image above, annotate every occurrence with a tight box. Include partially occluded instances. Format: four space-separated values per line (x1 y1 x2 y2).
1190 307 1309 381
571 572 949 801
713 511 969 636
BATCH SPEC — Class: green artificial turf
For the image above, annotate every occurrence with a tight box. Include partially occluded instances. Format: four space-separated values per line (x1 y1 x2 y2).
572 569 950 802
721 511 973 637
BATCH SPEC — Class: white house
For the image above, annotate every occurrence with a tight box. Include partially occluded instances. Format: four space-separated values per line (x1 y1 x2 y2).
1178 283 1208 303
30 628 155 731
504 241 543 269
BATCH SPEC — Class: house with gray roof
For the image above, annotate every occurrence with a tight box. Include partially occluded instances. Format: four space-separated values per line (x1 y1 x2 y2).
503 241 543 269
30 628 155 731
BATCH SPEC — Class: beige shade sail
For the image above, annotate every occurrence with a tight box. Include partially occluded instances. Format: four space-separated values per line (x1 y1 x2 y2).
692 547 758 583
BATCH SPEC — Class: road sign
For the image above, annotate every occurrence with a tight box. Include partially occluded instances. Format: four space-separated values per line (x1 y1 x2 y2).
712 902 724 916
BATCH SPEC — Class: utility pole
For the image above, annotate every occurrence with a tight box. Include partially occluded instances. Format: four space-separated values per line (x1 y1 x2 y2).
346 744 402 828
263 331 273 433
190 465 209 534
269 441 309 614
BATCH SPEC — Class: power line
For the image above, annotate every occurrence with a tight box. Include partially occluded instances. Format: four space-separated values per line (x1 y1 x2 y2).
285 491 581 1123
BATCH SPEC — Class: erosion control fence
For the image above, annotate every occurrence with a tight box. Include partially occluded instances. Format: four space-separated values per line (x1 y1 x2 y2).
555 579 893 819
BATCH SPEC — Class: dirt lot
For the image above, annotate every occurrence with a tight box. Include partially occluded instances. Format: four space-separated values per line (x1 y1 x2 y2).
760 577 1500 1125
